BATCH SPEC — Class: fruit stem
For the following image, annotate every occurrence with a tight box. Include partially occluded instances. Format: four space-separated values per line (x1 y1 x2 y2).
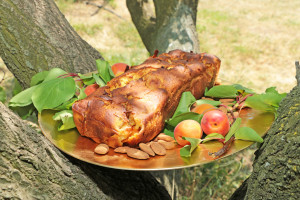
57 73 80 78
212 136 235 157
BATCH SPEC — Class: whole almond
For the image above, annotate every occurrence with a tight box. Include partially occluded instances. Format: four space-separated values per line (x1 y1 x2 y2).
139 143 155 156
94 143 109 155
127 148 150 160
156 133 175 142
157 140 177 150
220 98 235 103
114 146 130 154
150 142 166 156
201 97 214 101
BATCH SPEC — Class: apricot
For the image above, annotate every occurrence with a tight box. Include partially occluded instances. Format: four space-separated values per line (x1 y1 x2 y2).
191 103 216 115
111 63 129 76
201 110 230 136
84 83 99 96
174 120 203 146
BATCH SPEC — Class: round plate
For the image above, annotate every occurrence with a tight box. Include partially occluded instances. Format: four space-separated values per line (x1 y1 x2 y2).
38 108 274 171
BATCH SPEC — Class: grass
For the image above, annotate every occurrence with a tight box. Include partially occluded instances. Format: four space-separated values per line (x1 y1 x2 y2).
0 0 299 199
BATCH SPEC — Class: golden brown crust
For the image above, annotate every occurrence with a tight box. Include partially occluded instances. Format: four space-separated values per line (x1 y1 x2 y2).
72 49 221 148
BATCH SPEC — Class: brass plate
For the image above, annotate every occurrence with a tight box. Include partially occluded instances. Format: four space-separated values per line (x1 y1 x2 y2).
38 108 274 171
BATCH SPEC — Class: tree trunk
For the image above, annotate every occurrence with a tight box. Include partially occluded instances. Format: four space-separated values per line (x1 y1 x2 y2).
0 0 172 199
0 103 170 200
0 0 103 89
230 62 300 200
126 0 200 54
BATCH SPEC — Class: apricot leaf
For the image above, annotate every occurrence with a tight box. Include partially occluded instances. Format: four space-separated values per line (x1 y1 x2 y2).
32 77 76 113
96 59 114 84
43 68 68 82
205 85 238 98
92 73 106 87
167 112 202 127
180 137 201 157
53 110 76 131
202 133 224 143
171 91 196 118
235 127 263 143
9 85 37 107
194 99 221 107
224 117 242 142
232 84 255 95
30 71 49 86
244 88 286 117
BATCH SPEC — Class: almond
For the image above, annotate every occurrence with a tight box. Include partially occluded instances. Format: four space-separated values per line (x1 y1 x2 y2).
150 142 166 156
94 143 109 155
114 146 130 154
156 133 175 142
139 143 155 156
157 140 177 150
127 148 150 160
220 98 235 103
201 97 214 101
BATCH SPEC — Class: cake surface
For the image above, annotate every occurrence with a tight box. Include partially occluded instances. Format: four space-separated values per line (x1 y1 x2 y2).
72 49 221 148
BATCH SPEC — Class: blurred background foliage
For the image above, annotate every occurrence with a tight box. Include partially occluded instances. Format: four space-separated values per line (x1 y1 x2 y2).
0 0 299 199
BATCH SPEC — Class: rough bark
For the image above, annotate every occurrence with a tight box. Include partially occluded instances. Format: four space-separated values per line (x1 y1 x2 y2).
230 62 300 200
0 0 103 89
126 0 200 54
0 103 170 200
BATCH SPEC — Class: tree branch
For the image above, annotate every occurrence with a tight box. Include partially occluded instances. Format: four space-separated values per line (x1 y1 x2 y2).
85 1 124 19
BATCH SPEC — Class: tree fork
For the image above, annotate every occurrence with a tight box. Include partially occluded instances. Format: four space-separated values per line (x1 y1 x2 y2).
126 0 200 54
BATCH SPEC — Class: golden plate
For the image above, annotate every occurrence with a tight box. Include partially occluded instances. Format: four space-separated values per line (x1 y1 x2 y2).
38 108 274 171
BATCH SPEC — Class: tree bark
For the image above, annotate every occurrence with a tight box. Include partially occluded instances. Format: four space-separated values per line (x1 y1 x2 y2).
230 62 300 200
0 103 170 200
0 0 172 199
0 0 103 89
126 0 200 54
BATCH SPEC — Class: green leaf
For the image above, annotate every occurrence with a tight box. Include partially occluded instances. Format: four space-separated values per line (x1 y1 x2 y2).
82 77 96 86
96 59 113 84
78 73 93 80
265 86 278 94
224 117 242 142
43 68 68 82
10 104 36 120
9 85 37 107
167 112 202 127
194 99 221 107
232 84 255 95
92 73 106 87
54 98 77 111
32 77 76 113
180 137 201 157
202 133 224 143
0 87 6 103
77 85 87 100
13 79 23 96
53 110 76 131
30 71 49 86
162 124 175 137
171 92 196 118
235 127 263 143
205 85 239 98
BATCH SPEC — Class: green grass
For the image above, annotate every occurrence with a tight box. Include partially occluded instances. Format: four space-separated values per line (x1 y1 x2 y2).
72 24 103 36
